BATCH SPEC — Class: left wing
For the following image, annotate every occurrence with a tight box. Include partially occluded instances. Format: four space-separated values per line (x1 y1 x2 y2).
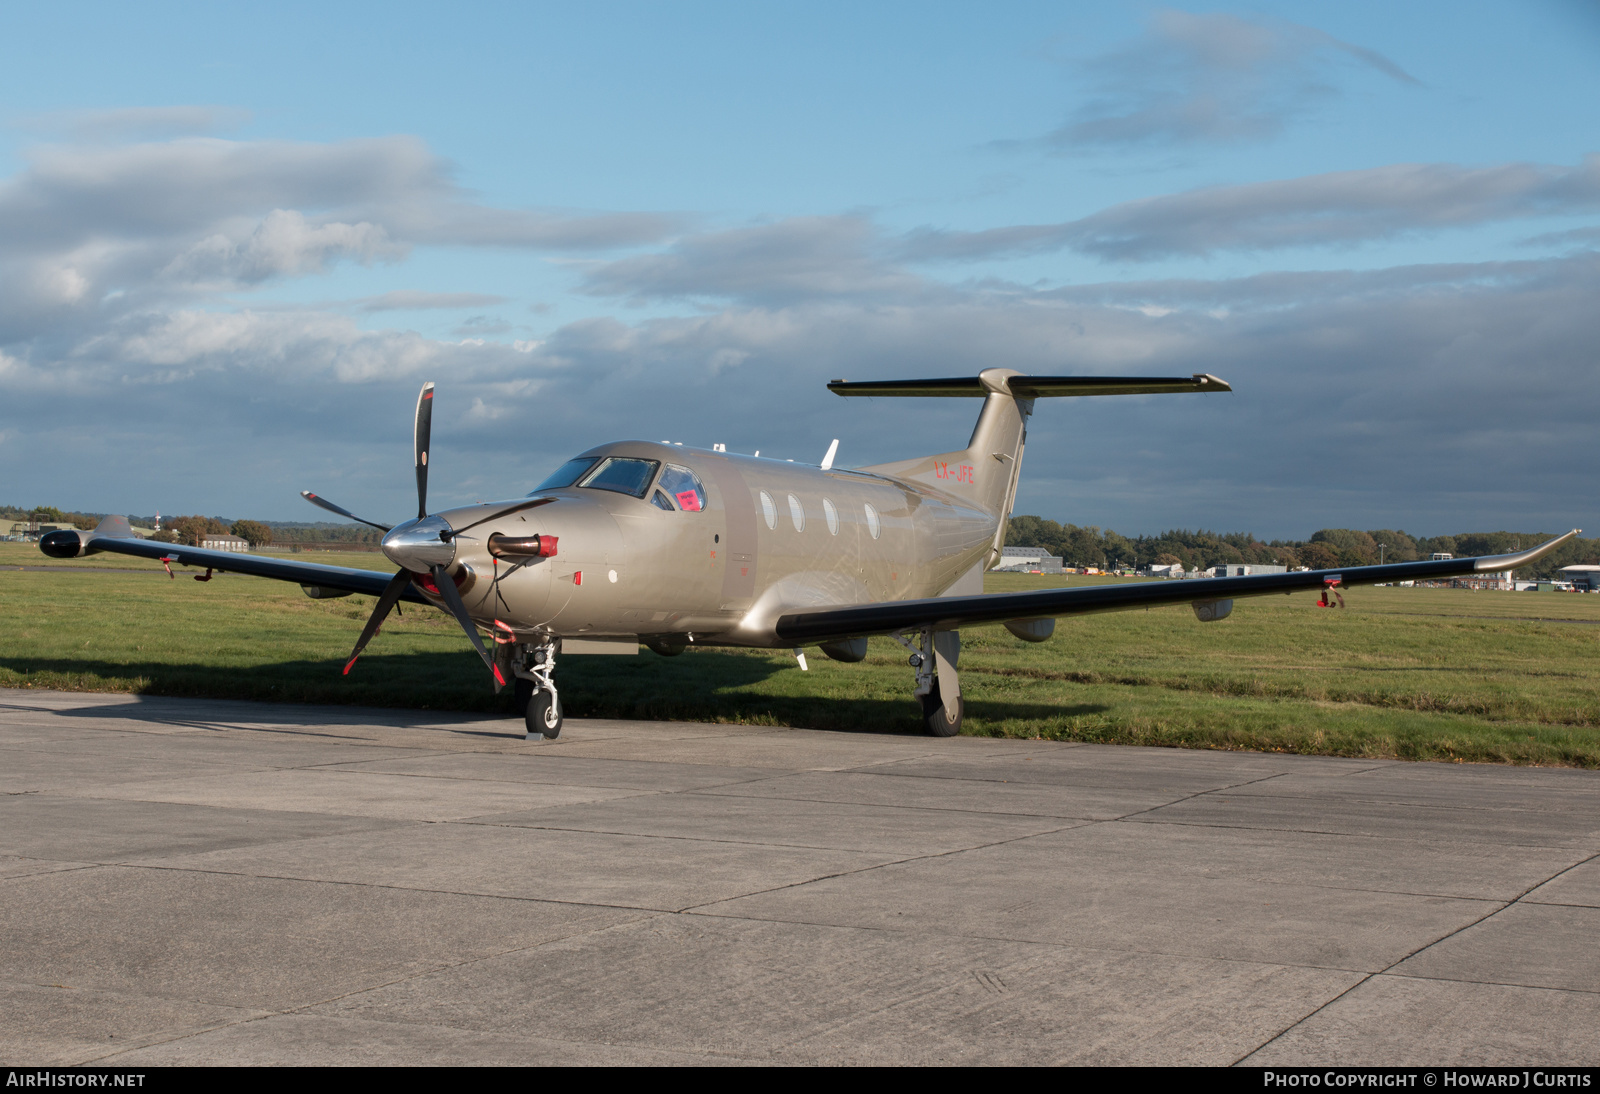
40 515 427 603
776 531 1581 643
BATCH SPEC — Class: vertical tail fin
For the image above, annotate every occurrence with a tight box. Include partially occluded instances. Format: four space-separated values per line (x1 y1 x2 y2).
852 370 1031 565
831 369 1230 568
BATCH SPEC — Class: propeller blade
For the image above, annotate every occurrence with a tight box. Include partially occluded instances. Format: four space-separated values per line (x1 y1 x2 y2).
300 490 392 532
342 568 414 675
432 563 505 688
414 381 435 520
446 497 556 539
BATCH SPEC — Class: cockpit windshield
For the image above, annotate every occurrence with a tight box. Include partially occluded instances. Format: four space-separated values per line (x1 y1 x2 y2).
578 457 661 499
530 457 599 494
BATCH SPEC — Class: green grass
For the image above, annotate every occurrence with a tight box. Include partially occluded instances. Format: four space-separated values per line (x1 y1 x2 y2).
4 543 1599 764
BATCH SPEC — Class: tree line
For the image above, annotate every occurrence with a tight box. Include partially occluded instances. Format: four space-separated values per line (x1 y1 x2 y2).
1005 516 1599 581
3 505 384 549
142 519 383 548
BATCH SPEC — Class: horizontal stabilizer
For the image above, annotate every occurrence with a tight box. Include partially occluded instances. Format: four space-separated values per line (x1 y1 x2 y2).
828 374 1230 398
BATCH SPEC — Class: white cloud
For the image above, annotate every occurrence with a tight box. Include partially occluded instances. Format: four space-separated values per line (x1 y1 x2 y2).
1035 9 1417 150
583 216 922 304
19 106 252 141
901 158 1600 262
0 133 679 345
162 210 403 286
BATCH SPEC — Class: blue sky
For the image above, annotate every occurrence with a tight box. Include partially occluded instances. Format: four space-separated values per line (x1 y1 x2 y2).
3 1 1598 538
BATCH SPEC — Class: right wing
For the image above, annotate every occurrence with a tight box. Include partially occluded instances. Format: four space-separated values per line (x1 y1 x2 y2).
776 531 1581 644
40 515 427 603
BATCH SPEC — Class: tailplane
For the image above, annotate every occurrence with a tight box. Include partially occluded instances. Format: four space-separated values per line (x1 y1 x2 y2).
832 368 1230 562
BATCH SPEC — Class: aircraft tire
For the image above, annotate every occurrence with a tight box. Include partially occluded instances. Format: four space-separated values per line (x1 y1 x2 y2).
526 690 563 739
920 679 963 737
513 677 534 716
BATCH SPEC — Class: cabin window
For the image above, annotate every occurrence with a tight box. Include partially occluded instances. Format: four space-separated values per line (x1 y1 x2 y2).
864 502 881 540
788 494 805 532
760 490 777 530
658 464 706 512
531 457 599 493
652 491 674 511
578 457 661 499
822 497 839 536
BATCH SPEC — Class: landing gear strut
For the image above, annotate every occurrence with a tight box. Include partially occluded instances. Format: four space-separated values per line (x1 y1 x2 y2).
895 627 963 737
506 638 562 741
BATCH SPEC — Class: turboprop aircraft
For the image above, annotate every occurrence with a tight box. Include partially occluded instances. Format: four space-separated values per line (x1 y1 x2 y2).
41 370 1579 740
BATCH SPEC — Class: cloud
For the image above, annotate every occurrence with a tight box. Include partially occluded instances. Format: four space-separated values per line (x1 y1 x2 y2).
901 158 1600 262
18 106 252 141
582 216 923 303
453 315 513 337
1035 9 1417 150
356 290 512 311
0 133 682 346
162 209 403 286
6 251 1599 535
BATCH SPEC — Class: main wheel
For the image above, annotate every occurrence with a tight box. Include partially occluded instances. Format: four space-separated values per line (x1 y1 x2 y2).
920 677 963 737
525 689 563 740
513 676 534 716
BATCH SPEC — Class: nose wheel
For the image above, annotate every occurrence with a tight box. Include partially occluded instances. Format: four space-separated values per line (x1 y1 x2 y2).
526 689 563 739
509 638 563 740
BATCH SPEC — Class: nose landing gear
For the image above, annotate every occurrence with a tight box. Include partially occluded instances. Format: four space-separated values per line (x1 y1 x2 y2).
506 638 562 740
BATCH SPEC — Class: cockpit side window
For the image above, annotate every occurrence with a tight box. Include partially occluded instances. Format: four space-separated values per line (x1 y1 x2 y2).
657 464 707 512
530 457 599 494
579 457 661 499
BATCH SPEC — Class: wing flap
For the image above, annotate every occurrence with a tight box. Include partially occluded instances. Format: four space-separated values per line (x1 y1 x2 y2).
775 530 1580 643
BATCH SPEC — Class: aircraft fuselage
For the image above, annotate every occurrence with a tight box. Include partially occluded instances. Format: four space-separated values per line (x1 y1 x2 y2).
402 440 999 649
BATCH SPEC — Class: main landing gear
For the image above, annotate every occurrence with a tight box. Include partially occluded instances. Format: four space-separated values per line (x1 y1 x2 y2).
895 627 963 737
506 638 562 741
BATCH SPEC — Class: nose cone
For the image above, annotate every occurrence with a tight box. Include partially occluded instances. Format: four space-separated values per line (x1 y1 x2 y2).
382 515 457 571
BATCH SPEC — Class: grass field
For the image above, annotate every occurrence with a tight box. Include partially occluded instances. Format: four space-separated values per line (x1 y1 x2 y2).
4 542 1598 765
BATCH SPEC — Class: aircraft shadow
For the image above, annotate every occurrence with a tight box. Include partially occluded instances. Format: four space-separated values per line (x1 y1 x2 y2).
0 650 1106 738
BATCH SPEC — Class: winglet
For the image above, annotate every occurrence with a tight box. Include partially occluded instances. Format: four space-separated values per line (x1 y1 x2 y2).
1472 530 1582 572
820 438 839 470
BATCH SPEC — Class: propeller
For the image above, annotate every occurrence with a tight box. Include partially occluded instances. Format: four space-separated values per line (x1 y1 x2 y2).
299 491 392 532
414 381 433 519
306 381 506 688
431 563 505 687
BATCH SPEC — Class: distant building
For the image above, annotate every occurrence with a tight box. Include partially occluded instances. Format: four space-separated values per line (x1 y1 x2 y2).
0 520 75 541
1145 562 1186 578
200 534 250 553
1208 564 1288 577
995 545 1064 573
1559 565 1600 591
